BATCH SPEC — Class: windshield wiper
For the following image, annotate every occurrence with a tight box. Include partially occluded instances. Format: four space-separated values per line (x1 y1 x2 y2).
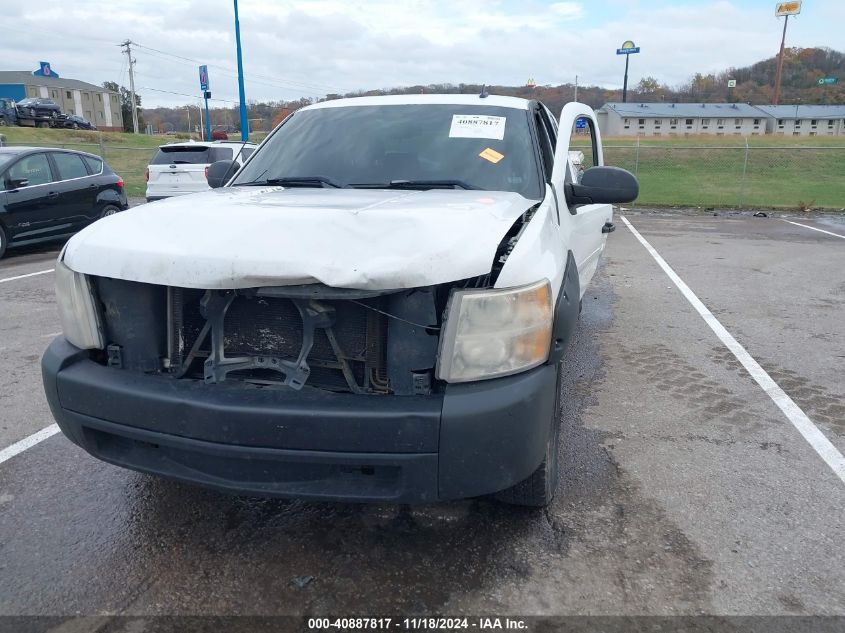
234 176 343 188
349 179 480 190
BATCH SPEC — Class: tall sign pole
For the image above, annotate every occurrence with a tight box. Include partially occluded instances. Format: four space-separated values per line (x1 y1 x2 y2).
616 40 640 103
199 65 212 141
233 0 249 141
773 1 802 105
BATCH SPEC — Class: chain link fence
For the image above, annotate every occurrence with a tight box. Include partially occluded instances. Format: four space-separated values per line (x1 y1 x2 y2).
4 134 844 209
574 142 845 210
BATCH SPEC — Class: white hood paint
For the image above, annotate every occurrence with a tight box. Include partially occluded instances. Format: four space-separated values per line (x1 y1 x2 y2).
64 187 537 290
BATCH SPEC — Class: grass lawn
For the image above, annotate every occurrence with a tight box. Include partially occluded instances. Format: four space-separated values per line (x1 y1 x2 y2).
577 135 845 209
3 128 844 208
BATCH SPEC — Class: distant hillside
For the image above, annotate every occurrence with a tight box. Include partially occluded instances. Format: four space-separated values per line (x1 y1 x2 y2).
135 47 844 134
664 46 844 105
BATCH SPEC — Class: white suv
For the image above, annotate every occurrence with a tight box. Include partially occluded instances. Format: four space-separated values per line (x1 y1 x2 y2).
144 140 256 202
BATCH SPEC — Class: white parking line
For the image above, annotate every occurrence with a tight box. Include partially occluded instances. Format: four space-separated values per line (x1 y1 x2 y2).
0 424 60 466
621 215 845 484
0 268 55 284
783 220 845 240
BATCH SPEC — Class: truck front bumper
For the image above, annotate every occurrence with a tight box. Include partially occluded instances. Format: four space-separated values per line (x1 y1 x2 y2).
42 338 557 504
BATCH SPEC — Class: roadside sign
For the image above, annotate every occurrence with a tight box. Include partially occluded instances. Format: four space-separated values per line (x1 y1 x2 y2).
775 1 801 16
817 77 838 85
199 65 209 91
617 40 640 55
728 79 737 88
575 118 586 129
33 61 59 78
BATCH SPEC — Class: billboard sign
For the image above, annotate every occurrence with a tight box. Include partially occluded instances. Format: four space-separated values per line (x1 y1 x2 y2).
775 1 801 16
617 40 640 55
199 65 209 91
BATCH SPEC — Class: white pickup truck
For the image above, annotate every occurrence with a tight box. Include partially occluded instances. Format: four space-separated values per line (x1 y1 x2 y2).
42 94 637 507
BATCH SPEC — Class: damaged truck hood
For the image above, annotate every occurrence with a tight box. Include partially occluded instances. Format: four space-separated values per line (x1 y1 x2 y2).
63 187 538 289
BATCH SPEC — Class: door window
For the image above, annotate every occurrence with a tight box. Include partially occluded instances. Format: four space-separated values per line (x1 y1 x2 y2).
5 153 54 189
52 153 89 180
82 156 103 174
569 116 598 171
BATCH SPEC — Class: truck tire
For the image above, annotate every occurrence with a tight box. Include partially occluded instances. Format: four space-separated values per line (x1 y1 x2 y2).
0 117 7 127
37 122 49 128
0 225 8 259
494 363 562 507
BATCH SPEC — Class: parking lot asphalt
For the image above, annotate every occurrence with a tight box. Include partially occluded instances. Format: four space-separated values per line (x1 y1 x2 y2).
0 209 843 617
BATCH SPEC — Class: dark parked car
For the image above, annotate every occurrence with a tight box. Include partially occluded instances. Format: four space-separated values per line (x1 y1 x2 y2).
0 147 128 258
64 115 96 131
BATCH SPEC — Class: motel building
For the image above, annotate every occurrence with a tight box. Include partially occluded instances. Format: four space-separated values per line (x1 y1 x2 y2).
753 105 845 136
0 62 124 131
597 102 766 137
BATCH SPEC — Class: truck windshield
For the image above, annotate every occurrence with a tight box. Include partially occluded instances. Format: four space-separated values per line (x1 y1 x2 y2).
232 104 542 198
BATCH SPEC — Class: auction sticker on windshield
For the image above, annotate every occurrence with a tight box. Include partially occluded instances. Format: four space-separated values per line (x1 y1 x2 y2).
449 115 506 140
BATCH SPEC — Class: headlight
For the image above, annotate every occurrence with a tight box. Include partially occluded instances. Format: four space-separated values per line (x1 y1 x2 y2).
55 258 104 350
436 280 552 383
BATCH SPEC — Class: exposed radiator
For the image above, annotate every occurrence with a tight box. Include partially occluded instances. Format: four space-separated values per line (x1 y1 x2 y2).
168 287 388 393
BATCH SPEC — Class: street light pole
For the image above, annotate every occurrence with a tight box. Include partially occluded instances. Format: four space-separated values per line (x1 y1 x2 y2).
233 0 249 141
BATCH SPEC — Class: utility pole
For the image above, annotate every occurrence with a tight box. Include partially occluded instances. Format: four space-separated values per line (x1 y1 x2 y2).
120 40 139 133
186 105 192 134
772 15 789 105
574 75 578 102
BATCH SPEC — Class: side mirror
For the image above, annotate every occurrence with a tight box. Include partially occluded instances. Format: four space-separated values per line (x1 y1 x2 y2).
566 166 638 206
206 159 236 189
8 178 29 190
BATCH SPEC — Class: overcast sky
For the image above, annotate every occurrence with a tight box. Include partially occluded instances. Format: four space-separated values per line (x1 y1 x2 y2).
1 0 842 108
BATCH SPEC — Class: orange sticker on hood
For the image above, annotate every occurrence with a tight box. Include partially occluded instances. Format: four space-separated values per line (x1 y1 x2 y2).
479 147 504 164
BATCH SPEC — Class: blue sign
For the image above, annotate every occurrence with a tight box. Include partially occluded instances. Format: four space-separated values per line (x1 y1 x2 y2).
616 46 640 55
33 61 59 78
575 118 587 129
199 65 209 91
818 77 838 85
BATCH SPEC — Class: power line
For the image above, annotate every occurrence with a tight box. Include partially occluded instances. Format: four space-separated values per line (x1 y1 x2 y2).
137 86 242 105
131 41 342 94
133 47 328 97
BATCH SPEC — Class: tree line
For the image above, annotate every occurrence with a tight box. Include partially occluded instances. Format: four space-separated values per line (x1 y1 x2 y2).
109 47 843 135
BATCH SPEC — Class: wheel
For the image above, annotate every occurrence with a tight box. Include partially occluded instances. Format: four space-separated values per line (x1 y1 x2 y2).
0 225 8 259
99 205 120 219
494 364 563 507
0 118 7 127
37 122 49 128
72 122 79 130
